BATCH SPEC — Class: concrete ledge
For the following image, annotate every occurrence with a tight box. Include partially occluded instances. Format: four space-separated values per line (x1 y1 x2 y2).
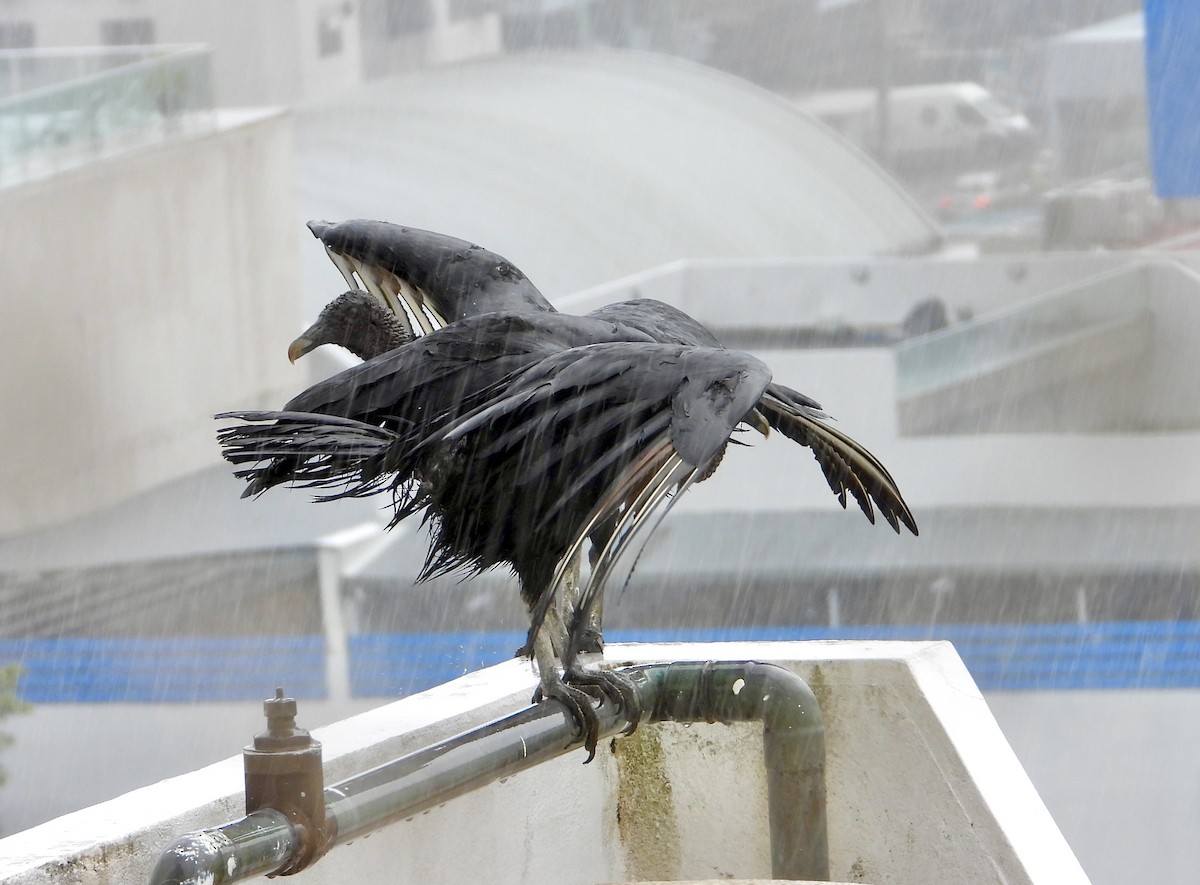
0 641 1088 884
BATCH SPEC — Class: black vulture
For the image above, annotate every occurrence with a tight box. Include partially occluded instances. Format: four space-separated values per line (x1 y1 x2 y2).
300 220 915 536
301 220 915 537
217 220 917 757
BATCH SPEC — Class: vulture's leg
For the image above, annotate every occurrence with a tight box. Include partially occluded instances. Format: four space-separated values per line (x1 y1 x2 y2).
574 513 623 654
513 551 586 659
575 601 605 656
530 604 640 760
529 620 603 761
560 546 605 654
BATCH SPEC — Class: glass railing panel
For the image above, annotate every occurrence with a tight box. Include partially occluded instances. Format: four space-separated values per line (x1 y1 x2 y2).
0 45 213 183
895 265 1150 398
0 46 166 98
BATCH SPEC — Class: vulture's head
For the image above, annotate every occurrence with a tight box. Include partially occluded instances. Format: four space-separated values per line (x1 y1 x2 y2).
288 289 413 363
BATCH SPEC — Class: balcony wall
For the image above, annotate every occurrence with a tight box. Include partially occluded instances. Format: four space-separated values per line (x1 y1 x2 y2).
0 641 1087 884
0 107 301 535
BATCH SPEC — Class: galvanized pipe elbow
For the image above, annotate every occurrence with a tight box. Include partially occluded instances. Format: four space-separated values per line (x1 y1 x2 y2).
631 660 827 880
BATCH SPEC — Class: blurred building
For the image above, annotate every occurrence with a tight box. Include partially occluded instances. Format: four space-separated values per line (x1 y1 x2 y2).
0 44 301 537
0 0 504 106
293 50 941 315
1045 12 1147 180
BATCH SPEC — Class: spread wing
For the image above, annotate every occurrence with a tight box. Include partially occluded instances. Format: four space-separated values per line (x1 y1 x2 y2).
588 299 916 536
308 219 554 342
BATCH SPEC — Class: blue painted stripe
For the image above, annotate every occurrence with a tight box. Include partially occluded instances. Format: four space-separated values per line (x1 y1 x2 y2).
0 636 327 703
5 622 1200 702
348 631 526 697
346 623 1200 697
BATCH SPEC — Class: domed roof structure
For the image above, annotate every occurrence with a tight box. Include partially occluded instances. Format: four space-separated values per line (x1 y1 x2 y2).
297 49 939 309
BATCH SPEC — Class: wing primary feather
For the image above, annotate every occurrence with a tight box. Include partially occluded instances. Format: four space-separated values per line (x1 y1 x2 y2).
353 258 411 327
327 247 361 292
564 455 698 669
401 279 436 335
421 301 448 331
760 392 917 535
524 432 675 652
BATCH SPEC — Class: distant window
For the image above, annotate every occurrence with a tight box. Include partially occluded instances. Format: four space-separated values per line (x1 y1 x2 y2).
0 21 35 49
100 18 156 46
955 103 987 127
919 105 939 127
384 0 433 36
318 10 344 57
448 0 496 21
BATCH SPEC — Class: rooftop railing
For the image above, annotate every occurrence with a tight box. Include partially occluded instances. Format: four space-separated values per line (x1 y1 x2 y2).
0 44 214 187
895 262 1152 399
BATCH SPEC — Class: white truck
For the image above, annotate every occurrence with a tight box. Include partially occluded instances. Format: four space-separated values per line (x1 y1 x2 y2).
796 82 1035 169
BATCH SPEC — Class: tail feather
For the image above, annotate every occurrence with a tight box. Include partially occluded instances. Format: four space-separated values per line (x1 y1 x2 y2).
215 411 400 500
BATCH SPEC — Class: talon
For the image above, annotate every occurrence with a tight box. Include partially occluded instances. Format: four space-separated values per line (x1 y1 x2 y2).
537 679 602 762
565 667 642 737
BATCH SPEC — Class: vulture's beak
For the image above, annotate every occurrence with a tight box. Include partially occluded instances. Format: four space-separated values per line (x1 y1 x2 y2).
288 335 317 364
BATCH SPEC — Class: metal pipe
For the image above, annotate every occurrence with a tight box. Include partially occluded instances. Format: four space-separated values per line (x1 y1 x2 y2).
148 809 296 884
150 660 826 884
323 688 628 845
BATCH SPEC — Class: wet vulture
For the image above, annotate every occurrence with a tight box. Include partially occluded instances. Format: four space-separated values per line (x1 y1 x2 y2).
217 220 917 757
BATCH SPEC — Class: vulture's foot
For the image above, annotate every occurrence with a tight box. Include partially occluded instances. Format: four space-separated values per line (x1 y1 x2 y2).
565 666 642 738
533 676 603 762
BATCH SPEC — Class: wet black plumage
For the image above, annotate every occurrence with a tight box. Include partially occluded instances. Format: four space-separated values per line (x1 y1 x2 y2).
307 219 553 331
304 220 916 535
217 220 918 756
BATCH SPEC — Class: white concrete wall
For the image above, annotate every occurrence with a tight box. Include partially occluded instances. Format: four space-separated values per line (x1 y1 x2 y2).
666 344 1200 519
0 642 1087 885
892 259 1200 434
685 414 1200 518
0 109 301 535
0 696 384 840
1142 261 1200 429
